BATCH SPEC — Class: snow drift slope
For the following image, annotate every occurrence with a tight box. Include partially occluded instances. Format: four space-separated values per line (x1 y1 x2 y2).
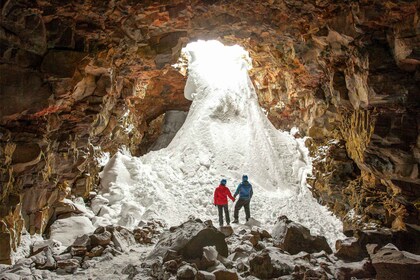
98 40 344 246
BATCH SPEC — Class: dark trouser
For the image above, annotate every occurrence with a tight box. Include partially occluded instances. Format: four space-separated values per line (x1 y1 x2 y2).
234 198 251 221
217 204 230 226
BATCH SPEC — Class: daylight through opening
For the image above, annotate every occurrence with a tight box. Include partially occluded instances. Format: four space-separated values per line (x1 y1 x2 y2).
97 40 345 247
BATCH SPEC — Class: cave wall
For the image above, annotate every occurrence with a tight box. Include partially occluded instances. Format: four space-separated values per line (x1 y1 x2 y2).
0 0 418 264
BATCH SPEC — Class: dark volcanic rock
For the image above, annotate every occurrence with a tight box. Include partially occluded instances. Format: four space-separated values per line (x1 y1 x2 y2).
30 246 56 269
147 219 228 260
335 237 365 261
40 50 86 78
90 231 112 247
271 216 332 254
249 251 273 279
0 66 51 118
334 258 376 280
335 228 420 261
56 258 80 274
370 243 420 280
176 264 198 280
212 269 239 280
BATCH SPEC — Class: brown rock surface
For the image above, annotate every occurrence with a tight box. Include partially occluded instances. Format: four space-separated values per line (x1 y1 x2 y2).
212 269 239 280
370 243 420 280
0 0 419 264
272 216 332 254
148 220 228 262
249 251 274 279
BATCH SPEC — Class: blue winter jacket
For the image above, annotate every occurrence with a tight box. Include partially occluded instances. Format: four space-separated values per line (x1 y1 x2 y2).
234 181 253 200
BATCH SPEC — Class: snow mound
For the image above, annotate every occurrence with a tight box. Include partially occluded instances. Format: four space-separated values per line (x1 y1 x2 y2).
99 40 345 247
49 216 95 247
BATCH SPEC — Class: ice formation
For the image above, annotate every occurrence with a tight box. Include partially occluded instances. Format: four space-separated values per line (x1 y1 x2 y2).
99 40 345 246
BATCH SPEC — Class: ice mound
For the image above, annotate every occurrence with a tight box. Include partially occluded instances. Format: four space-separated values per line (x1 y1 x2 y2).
99 40 345 247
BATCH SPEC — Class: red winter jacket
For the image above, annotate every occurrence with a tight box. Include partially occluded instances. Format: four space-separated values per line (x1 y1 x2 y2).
214 185 235 205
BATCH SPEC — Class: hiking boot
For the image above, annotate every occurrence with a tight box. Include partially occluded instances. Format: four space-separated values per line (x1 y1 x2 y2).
232 219 239 224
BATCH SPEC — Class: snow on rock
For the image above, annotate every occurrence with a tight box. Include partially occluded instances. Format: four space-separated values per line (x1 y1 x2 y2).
90 195 109 215
32 239 65 255
99 40 345 247
49 216 95 247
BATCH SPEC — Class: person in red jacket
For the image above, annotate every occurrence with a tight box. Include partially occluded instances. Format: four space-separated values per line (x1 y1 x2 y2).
214 179 235 227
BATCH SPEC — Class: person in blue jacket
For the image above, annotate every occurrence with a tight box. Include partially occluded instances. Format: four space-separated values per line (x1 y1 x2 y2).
232 175 253 223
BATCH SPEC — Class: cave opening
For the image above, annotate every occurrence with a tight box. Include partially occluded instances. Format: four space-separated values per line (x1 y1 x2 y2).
92 40 346 253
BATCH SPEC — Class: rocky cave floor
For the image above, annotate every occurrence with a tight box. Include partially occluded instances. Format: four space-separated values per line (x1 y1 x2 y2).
0 198 419 280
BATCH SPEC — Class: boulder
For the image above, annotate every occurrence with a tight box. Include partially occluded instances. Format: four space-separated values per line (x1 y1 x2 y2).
53 253 72 262
90 195 110 215
216 254 233 269
266 248 295 278
53 199 84 218
335 228 417 261
110 226 136 252
259 229 271 239
30 247 56 269
335 237 365 261
90 231 112 247
228 244 255 261
147 220 228 260
49 216 95 247
370 243 420 280
133 227 153 244
212 269 238 280
271 216 332 254
334 258 376 280
56 258 80 274
70 246 87 257
197 270 216 280
86 246 105 257
242 233 259 246
32 239 63 254
177 264 197 280
218 226 233 237
163 249 182 263
249 251 273 279
72 234 91 248
163 259 179 274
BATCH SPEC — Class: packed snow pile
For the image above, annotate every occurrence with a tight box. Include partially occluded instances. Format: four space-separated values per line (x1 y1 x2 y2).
98 40 345 246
